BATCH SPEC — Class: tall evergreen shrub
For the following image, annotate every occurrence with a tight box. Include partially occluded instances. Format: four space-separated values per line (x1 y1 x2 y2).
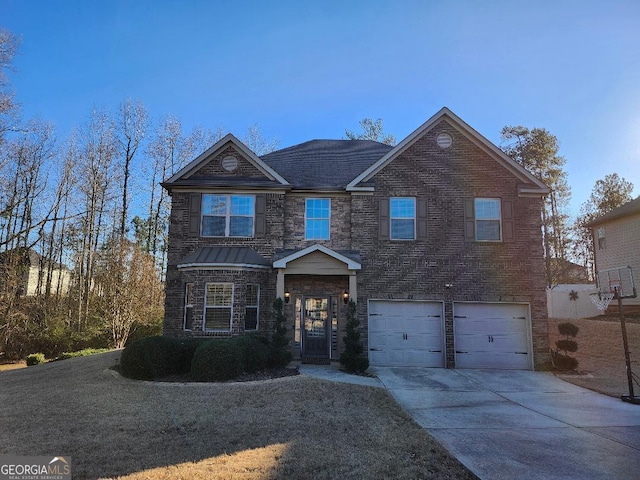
340 300 369 374
270 297 292 368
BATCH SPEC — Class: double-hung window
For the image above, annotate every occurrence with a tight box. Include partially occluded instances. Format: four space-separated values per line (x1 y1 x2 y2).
204 283 233 331
390 197 416 240
244 284 259 331
305 198 330 240
183 283 194 330
475 198 502 241
202 194 254 237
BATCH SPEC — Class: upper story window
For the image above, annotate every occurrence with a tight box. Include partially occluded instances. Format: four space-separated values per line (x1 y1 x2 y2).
475 198 502 241
597 227 606 250
305 198 330 240
390 197 416 240
202 194 254 237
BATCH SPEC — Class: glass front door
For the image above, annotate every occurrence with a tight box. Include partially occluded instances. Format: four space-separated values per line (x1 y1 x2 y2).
303 297 329 358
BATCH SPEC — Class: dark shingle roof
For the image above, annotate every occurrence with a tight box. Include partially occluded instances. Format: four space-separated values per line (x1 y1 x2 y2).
260 139 393 189
587 196 640 227
178 247 270 268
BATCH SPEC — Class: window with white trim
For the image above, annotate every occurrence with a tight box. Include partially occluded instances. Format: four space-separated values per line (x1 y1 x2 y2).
183 283 194 330
204 283 233 331
202 194 254 237
244 284 259 331
475 198 501 241
305 198 330 240
597 227 606 250
390 197 416 240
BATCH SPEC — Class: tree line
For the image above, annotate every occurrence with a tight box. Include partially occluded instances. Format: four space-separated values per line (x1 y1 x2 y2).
1 25 635 360
0 29 278 359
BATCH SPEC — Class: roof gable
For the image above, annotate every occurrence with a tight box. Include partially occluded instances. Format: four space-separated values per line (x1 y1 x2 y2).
273 244 362 270
587 196 640 227
346 107 549 196
163 134 289 187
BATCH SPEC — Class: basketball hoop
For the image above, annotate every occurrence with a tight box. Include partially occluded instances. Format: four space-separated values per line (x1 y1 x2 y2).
590 291 615 311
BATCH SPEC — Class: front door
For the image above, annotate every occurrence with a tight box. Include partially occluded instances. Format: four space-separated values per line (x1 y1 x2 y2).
303 297 329 358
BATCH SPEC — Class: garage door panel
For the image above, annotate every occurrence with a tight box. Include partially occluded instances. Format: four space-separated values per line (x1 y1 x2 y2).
456 351 530 370
369 300 444 368
453 302 532 370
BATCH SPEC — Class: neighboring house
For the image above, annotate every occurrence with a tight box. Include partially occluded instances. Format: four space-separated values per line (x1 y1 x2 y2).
587 196 640 307
0 249 71 297
162 107 550 370
550 259 590 284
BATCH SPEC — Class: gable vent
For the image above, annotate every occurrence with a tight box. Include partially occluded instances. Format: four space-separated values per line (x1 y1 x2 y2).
436 133 452 149
222 156 238 171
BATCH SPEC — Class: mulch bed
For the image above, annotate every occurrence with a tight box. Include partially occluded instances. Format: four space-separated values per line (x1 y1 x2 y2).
155 366 300 383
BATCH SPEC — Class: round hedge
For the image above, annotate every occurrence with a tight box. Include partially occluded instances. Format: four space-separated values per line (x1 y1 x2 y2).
190 340 245 382
120 336 184 380
233 335 271 373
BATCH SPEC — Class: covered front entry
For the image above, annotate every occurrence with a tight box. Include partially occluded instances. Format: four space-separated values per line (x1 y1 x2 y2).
274 244 362 362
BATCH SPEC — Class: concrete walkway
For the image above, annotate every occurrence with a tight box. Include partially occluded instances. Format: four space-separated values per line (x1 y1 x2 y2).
296 362 384 388
370 367 640 480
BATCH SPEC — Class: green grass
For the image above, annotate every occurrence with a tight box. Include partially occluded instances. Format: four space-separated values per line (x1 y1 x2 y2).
55 348 112 360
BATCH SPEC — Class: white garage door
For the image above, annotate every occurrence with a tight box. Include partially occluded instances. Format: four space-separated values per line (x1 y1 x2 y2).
368 300 444 367
453 302 532 370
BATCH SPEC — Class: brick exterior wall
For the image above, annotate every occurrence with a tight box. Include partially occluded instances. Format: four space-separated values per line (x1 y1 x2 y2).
350 122 549 368
163 117 550 369
163 146 285 338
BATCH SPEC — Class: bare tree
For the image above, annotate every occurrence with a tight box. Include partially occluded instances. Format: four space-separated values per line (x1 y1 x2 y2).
244 124 279 155
116 99 148 238
72 109 118 327
0 28 21 143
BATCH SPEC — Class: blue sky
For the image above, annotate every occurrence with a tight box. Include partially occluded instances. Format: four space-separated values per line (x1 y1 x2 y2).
3 0 639 217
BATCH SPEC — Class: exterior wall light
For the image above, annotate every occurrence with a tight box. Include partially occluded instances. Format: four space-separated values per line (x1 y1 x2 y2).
284 290 290 304
343 290 349 304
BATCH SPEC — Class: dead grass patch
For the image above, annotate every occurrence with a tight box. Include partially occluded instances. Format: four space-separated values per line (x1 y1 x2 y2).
0 360 26 372
549 316 640 397
0 351 475 479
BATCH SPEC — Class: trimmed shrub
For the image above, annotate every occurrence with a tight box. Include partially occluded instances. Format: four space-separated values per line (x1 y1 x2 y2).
557 322 579 338
555 340 578 353
270 298 292 368
553 321 579 371
26 353 46 366
234 335 271 373
340 300 369 374
120 336 184 380
553 353 578 371
175 337 213 373
190 340 245 382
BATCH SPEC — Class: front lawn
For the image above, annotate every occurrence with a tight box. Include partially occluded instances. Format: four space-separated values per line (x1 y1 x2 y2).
0 351 476 479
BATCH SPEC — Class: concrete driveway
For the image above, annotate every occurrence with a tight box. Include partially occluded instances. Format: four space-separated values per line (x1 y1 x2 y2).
371 367 640 480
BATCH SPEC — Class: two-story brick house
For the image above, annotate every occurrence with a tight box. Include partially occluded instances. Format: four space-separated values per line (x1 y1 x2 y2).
162 107 550 369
